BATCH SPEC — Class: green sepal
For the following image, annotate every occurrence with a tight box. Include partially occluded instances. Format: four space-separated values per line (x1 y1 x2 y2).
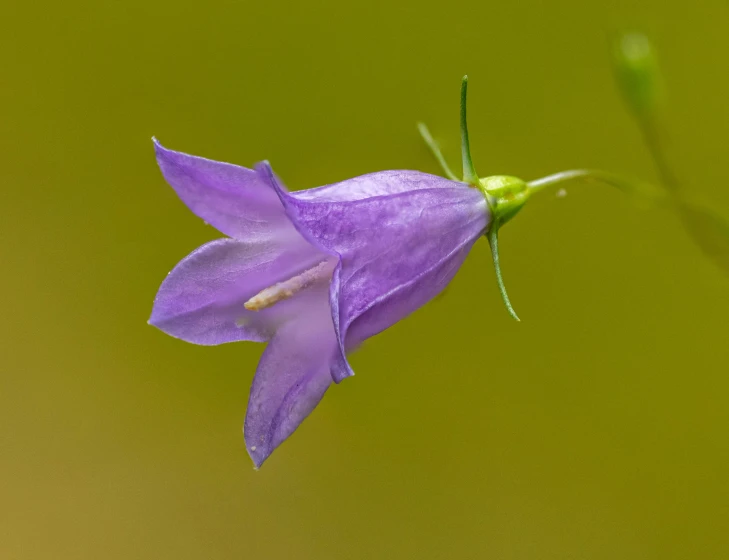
460 76 479 185
487 226 520 322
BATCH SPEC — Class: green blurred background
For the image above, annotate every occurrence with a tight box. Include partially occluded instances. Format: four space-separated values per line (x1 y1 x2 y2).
2 0 728 558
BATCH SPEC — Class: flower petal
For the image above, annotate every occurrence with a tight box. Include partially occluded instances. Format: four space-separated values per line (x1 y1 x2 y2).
244 285 335 468
149 237 322 345
257 163 490 382
320 189 487 381
293 170 469 202
344 239 476 346
154 140 295 240
327 263 355 382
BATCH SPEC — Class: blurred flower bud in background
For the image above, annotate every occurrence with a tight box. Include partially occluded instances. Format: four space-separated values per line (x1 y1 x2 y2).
611 31 664 121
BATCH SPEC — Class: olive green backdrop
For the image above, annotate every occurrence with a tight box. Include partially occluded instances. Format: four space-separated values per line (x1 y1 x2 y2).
2 0 728 558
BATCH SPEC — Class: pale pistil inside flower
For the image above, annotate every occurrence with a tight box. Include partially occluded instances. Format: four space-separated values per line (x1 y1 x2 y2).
244 260 335 311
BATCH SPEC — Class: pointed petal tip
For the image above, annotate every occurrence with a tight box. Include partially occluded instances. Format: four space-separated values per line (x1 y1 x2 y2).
147 313 166 331
152 137 167 154
152 138 170 162
147 306 163 329
246 442 270 469
243 424 268 469
249 448 264 470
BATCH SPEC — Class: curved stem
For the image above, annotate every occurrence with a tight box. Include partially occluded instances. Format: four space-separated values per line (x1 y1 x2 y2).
460 76 479 184
417 122 459 181
488 227 520 322
640 117 679 192
527 170 596 192
527 169 664 202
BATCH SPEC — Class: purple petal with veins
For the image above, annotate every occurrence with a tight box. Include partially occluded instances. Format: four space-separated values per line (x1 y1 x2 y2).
150 141 491 466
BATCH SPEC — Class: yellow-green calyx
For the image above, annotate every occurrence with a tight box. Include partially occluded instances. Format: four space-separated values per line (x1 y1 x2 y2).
478 175 530 322
417 76 646 322
418 76 640 322
417 76 529 322
417 72 700 322
479 175 530 227
416 76 650 322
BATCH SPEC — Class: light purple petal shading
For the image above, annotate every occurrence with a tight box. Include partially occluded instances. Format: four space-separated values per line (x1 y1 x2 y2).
244 284 335 468
254 162 352 382
327 263 355 382
154 140 296 241
293 170 469 202
258 163 490 382
149 237 324 345
345 239 478 346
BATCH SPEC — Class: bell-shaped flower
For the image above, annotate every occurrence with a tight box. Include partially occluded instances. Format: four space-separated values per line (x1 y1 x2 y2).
150 142 492 467
150 76 654 467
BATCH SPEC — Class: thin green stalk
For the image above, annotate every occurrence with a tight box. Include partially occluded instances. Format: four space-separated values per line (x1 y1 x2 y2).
417 122 459 181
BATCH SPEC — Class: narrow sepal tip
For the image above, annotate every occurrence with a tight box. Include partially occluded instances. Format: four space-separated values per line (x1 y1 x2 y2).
487 227 520 322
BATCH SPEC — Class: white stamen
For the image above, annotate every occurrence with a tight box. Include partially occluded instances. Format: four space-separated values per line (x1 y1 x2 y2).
244 261 334 311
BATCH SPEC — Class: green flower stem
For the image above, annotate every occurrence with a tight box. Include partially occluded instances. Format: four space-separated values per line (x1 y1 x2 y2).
638 116 680 193
611 31 729 274
527 169 665 202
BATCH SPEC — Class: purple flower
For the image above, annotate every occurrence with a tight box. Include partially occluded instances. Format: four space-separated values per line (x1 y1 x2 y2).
149 76 650 467
149 140 490 467
148 77 556 467
149 75 673 467
152 75 666 468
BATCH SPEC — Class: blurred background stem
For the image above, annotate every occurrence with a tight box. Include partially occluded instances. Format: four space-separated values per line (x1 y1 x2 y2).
612 30 729 274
